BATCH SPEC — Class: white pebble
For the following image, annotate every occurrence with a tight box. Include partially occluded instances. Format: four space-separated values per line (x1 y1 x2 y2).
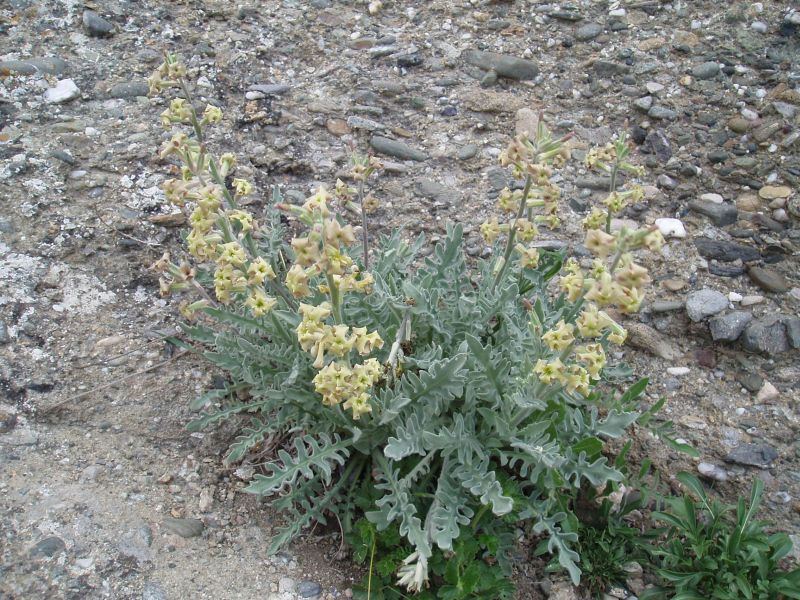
773 208 789 222
667 367 690 376
751 21 768 33
728 292 743 302
698 462 728 482
655 218 686 239
741 108 760 120
735 407 746 416
700 192 724 204
740 295 764 306
245 91 265 100
43 79 80 103
756 381 779 402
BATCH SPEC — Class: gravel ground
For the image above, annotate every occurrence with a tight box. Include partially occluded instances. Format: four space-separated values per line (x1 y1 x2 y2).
1 1 799 598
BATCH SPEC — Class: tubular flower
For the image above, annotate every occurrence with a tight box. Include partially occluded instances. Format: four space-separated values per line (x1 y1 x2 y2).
560 270 585 303
245 288 277 317
566 365 591 396
247 257 276 284
534 358 567 386
576 304 603 338
515 244 540 269
218 242 246 266
291 236 321 267
515 218 538 242
615 285 644 314
542 320 575 352
576 343 606 379
584 229 617 259
232 178 253 197
582 207 606 230
481 218 502 244
286 264 311 298
615 260 650 290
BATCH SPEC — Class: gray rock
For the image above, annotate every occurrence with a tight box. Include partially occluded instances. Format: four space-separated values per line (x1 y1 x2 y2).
463 50 538 80
593 60 629 76
747 267 789 293
575 22 603 41
0 408 16 433
644 129 672 162
725 443 778 468
575 176 622 190
297 581 323 598
247 83 290 95
688 200 738 226
736 371 763 393
82 10 115 37
651 300 684 312
709 311 753 341
109 81 149 99
119 525 154 562
694 238 760 262
162 517 204 538
346 116 385 132
657 174 678 189
457 144 478 161
698 462 728 482
633 96 653 112
143 581 168 600
742 315 800 354
0 57 68 75
30 536 66 558
648 105 677 120
692 61 720 80
0 321 8 345
370 136 427 161
486 167 508 192
686 289 728 322
43 79 80 104
707 149 728 164
415 179 459 205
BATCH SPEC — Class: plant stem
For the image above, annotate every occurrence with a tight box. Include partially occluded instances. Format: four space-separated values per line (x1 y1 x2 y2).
604 164 619 234
472 503 490 532
367 532 376 600
491 174 533 292
358 180 369 271
326 273 344 324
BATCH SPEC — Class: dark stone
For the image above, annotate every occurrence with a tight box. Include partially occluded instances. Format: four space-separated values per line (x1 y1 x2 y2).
693 347 716 368
709 311 753 341
724 443 778 468
648 105 677 120
30 536 66 558
644 129 671 162
369 136 427 162
397 53 423 68
297 581 323 598
708 262 746 277
692 61 720 80
707 149 729 164
742 315 800 354
694 238 760 262
575 22 603 41
0 408 15 433
162 518 204 538
735 371 763 393
415 178 459 205
575 176 622 190
440 105 457 117
747 266 789 293
593 60 630 76
109 81 149 99
82 10 115 37
463 50 538 80
688 200 738 226
0 57 68 75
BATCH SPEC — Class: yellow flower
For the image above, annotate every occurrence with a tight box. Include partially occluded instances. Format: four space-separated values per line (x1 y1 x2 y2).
534 358 566 385
344 392 372 420
229 210 255 233
232 178 253 197
302 186 332 218
576 343 606 379
245 288 277 317
321 246 353 276
515 244 540 269
323 218 356 247
219 153 236 177
481 218 502 244
291 236 321 267
565 365 590 396
247 257 276 284
497 188 519 214
615 285 644 314
202 104 223 124
642 230 664 252
542 320 575 352
576 305 603 338
353 329 384 355
218 242 246 266
560 271 584 303
615 260 650 290
584 229 617 259
286 264 311 298
299 302 332 323
582 207 606 230
584 272 616 307
515 218 538 242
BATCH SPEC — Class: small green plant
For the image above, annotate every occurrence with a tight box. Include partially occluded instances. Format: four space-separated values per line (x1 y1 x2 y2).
642 473 800 600
148 54 681 595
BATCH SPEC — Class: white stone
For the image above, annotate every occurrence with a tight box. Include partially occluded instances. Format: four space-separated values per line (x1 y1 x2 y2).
740 295 764 306
700 192 724 204
728 292 743 302
741 108 759 121
645 81 664 94
698 462 728 482
655 218 687 239
43 79 80 104
667 367 690 376
756 381 779 402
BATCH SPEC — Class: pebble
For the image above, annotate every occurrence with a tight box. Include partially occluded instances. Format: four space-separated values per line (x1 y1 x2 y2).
325 119 350 136
83 10 115 37
346 115 385 132
0 57 68 75
694 238 760 263
43 79 81 104
743 315 800 354
30 536 66 558
633 96 653 112
688 199 738 226
698 462 728 482
740 295 764 306
758 185 791 200
648 105 677 121
369 135 427 161
700 193 723 204
725 443 778 468
692 61 720 80
751 21 768 33
748 266 789 293
657 173 678 189
462 49 538 80
728 117 753 133
736 193 761 211
667 366 690 376
575 22 603 42
457 144 478 161
248 83 290 95
109 81 149 99
162 517 204 538
685 289 729 322
728 292 742 302
756 381 779 403
297 581 323 598
645 81 664 94
655 218 686 238
709 311 753 342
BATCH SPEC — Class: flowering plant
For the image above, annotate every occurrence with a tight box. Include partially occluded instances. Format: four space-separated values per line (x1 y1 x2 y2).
149 55 673 595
